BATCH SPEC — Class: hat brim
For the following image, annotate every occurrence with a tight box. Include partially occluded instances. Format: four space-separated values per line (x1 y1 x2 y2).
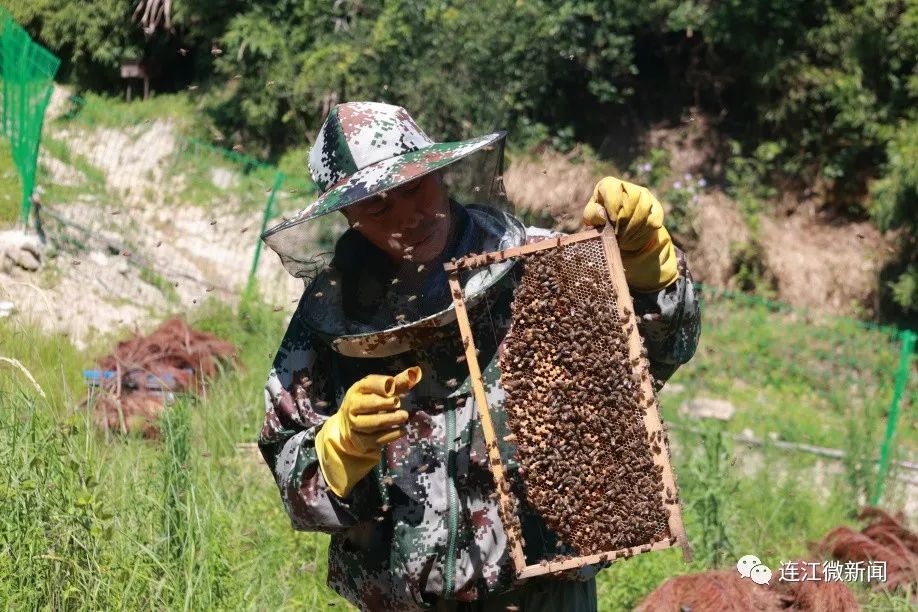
262 131 506 241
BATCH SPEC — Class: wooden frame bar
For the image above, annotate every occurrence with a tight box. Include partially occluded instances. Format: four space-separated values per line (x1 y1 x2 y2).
445 225 691 580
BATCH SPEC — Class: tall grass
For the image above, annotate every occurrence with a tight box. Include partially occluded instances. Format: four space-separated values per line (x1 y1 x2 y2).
0 299 347 609
1 294 914 610
0 139 22 227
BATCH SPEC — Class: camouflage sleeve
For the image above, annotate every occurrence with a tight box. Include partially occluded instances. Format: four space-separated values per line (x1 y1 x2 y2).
258 313 367 534
631 247 701 389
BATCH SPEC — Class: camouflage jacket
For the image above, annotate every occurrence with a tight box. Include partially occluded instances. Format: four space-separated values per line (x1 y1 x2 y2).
259 206 700 611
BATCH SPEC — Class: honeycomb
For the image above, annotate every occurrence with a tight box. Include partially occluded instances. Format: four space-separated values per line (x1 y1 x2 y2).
497 240 672 556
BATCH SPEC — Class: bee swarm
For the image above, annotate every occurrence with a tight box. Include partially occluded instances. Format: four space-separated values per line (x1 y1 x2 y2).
498 242 670 556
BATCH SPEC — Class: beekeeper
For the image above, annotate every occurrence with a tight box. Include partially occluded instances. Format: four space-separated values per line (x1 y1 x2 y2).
258 101 700 611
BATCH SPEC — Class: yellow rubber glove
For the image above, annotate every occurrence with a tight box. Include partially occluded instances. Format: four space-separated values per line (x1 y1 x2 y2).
315 367 422 497
582 176 679 292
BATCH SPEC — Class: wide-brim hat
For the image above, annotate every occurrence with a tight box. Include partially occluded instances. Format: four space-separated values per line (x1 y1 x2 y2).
261 101 506 252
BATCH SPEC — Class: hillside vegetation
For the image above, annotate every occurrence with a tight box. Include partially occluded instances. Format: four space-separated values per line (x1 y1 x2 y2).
7 0 917 322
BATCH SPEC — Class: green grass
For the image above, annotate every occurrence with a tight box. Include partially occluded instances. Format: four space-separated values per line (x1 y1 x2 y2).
163 140 282 214
0 299 348 609
0 139 23 227
43 95 317 217
59 92 207 137
660 285 916 461
596 425 913 610
1 292 914 610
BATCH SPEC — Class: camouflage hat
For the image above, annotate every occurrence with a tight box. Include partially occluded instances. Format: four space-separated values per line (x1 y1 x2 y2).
262 101 506 238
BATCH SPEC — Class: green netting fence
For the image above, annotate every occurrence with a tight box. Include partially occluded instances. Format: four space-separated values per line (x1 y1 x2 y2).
0 6 60 224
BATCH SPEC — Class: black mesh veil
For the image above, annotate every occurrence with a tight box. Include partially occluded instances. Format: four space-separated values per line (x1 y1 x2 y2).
259 136 527 355
262 136 514 286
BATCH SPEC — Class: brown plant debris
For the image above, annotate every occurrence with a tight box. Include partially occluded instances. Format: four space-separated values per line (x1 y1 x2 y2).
90 317 238 438
636 562 859 611
818 506 918 592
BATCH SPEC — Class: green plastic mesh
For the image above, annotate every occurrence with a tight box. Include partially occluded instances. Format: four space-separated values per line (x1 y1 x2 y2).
0 7 60 223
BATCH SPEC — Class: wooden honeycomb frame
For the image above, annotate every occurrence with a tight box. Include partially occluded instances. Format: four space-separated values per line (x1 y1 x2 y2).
443 225 691 580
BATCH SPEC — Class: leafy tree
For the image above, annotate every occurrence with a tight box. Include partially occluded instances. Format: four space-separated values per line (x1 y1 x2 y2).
6 0 143 88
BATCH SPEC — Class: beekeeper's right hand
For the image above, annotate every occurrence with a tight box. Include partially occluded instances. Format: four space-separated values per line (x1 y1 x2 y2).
315 367 421 497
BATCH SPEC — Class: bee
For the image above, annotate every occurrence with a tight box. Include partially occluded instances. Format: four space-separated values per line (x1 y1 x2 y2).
210 219 217 225
391 278 400 285
314 292 324 298
155 241 162 247
445 378 458 388
417 264 425 272
408 295 417 302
